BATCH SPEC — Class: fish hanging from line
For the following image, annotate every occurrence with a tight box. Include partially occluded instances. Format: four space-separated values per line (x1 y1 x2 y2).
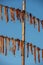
26 43 29 58
29 43 33 55
4 6 9 22
16 9 21 20
0 36 4 54
0 5 3 20
6 37 10 52
37 47 40 63
33 45 36 63
37 18 40 32
42 49 43 61
20 10 25 22
33 16 36 28
10 8 15 21
29 13 33 24
15 39 20 50
11 38 16 55
0 36 2 53
5 37 8 56
1 36 4 54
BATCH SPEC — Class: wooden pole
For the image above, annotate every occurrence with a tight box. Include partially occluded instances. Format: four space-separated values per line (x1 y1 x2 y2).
22 0 26 65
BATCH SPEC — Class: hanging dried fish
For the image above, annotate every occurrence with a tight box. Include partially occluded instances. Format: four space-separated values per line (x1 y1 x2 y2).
4 6 9 22
29 13 33 24
26 43 29 58
0 36 2 53
5 37 8 56
41 20 43 29
29 43 33 54
33 16 36 28
0 36 4 54
37 47 40 63
15 39 20 50
0 5 3 19
37 18 40 32
42 49 43 60
1 36 4 54
10 8 15 21
20 10 25 22
16 9 21 20
33 45 36 63
12 38 16 55
6 37 10 51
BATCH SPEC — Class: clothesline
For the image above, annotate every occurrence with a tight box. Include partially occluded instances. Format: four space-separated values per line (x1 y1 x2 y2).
0 4 28 22
0 35 43 63
0 4 42 23
0 35 43 51
0 4 43 32
0 35 42 50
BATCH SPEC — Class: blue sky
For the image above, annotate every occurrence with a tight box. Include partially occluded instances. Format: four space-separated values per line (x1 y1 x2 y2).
0 0 43 65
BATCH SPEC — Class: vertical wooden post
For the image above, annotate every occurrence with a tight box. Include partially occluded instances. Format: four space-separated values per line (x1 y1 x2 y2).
22 0 26 65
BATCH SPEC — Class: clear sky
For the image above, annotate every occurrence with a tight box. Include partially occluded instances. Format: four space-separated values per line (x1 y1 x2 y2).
0 0 43 65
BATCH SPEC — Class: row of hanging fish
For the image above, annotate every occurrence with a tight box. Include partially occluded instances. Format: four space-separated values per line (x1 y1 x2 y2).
26 43 43 63
0 35 43 63
0 5 43 32
0 5 28 22
0 35 24 56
